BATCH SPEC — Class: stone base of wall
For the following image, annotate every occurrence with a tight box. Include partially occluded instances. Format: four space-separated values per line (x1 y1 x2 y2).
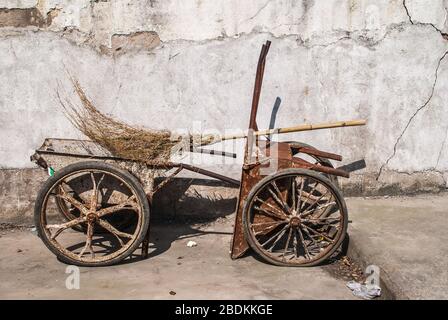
0 168 241 226
1 168 446 226
340 171 448 196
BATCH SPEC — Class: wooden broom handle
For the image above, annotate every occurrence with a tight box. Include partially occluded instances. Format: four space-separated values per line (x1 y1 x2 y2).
216 119 367 142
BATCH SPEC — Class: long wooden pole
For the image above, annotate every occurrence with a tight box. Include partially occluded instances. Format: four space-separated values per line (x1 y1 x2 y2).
202 119 366 145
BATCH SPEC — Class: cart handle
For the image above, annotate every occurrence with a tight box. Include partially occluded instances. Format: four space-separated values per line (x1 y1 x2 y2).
249 40 271 131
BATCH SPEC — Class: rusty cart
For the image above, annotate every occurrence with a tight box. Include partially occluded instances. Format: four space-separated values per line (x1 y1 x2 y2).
31 41 365 267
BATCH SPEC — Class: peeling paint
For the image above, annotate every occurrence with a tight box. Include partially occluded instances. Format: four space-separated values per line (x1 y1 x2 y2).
0 8 47 28
100 31 160 56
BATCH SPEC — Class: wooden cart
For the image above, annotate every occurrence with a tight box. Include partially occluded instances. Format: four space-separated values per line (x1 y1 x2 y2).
31 41 364 267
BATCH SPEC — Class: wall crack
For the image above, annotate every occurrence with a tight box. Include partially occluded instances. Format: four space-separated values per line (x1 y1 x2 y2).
403 0 448 40
243 0 273 22
403 0 414 24
377 49 448 180
436 126 448 168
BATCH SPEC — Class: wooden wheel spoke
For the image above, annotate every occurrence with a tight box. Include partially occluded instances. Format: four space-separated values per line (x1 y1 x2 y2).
301 224 334 243
301 199 336 218
299 190 330 216
254 206 283 220
282 227 293 261
56 184 88 214
272 181 291 212
96 219 133 246
304 216 341 227
300 225 318 246
297 227 311 260
291 178 297 212
300 229 325 254
252 220 286 236
97 173 105 192
78 222 95 258
89 172 105 210
266 226 289 252
260 224 288 248
90 172 97 209
291 229 298 259
96 195 137 218
299 182 319 212
254 206 287 221
300 190 327 202
305 216 341 223
251 221 285 227
47 216 86 239
295 177 304 212
254 197 288 220
267 182 291 215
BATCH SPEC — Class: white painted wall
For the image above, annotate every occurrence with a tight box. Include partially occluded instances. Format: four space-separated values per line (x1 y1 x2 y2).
1 0 447 191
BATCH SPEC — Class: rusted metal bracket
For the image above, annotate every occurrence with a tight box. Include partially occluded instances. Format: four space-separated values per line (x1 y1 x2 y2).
30 153 48 169
290 144 343 162
292 157 349 178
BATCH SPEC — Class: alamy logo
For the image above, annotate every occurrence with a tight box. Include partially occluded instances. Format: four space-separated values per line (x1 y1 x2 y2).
65 265 80 290
365 265 380 287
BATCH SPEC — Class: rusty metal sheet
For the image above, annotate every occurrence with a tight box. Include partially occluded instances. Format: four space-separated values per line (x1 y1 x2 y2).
230 142 294 259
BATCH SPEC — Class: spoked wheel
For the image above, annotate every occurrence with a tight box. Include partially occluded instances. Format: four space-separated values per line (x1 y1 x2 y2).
55 178 136 233
243 168 347 267
34 161 150 267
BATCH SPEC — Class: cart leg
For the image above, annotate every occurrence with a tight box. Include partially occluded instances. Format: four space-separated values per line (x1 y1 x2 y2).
141 227 150 259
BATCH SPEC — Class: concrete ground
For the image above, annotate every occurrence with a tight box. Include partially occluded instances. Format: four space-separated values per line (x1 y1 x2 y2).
2 192 447 300
347 192 448 300
0 217 355 300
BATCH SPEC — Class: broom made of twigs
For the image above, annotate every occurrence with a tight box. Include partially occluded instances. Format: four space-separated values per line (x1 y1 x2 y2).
57 76 190 163
58 76 366 163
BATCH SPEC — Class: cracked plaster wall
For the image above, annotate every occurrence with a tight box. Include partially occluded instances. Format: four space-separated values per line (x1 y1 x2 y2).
1 0 448 196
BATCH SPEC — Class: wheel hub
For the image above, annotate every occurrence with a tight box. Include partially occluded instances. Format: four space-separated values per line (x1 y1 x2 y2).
289 216 301 227
86 212 97 223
